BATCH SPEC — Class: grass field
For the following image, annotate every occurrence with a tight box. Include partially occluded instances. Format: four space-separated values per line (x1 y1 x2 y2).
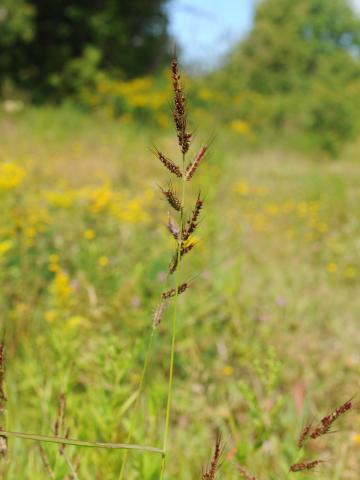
0 105 360 479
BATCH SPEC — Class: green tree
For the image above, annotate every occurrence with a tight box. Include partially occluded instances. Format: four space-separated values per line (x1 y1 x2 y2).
0 0 170 99
218 0 360 155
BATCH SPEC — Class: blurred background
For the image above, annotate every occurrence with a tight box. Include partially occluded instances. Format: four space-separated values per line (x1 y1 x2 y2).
1 1 360 479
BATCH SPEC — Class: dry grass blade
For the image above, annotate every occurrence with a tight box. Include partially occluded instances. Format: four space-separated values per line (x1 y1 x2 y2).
0 430 164 453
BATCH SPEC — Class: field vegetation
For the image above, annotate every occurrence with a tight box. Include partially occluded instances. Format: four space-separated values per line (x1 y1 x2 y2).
1 0 360 478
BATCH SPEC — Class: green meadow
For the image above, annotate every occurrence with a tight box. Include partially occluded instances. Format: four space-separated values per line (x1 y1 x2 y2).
0 105 359 478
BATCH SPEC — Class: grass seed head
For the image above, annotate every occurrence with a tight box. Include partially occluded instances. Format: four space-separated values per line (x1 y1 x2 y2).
310 398 353 440
153 300 169 328
153 148 182 178
160 184 182 212
297 423 312 448
161 282 188 299
185 145 208 181
202 433 223 480
289 459 324 472
171 58 191 154
183 193 203 240
167 214 180 240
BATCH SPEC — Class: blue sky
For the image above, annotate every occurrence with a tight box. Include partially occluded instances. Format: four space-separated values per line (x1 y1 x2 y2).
167 0 255 68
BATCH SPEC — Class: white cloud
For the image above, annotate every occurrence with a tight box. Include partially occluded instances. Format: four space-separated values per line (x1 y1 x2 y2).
351 0 360 13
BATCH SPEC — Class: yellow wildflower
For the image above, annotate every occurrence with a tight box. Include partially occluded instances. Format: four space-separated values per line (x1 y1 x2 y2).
223 365 234 377
230 119 251 136
45 310 57 323
98 256 109 267
51 270 72 300
66 315 88 329
317 222 328 233
345 266 356 279
48 254 60 272
235 179 250 196
0 240 13 256
0 162 26 190
326 262 338 273
84 229 96 240
352 433 360 444
90 184 113 213
25 226 36 238
265 203 279 216
45 191 75 209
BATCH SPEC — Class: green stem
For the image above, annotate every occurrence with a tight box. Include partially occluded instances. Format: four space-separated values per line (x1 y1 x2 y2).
159 153 186 480
62 450 80 480
0 431 163 454
118 330 155 479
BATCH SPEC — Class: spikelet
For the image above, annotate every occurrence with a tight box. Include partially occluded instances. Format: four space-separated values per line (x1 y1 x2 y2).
183 193 203 240
160 184 182 212
153 301 169 328
38 444 55 478
168 241 196 275
289 460 324 472
153 148 182 178
171 58 192 154
185 145 208 181
161 283 188 299
180 240 196 257
167 214 180 240
297 423 312 448
202 433 222 480
310 398 353 440
237 465 257 480
54 393 66 438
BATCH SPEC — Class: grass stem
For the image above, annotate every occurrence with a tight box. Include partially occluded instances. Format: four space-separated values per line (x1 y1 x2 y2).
159 152 186 479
